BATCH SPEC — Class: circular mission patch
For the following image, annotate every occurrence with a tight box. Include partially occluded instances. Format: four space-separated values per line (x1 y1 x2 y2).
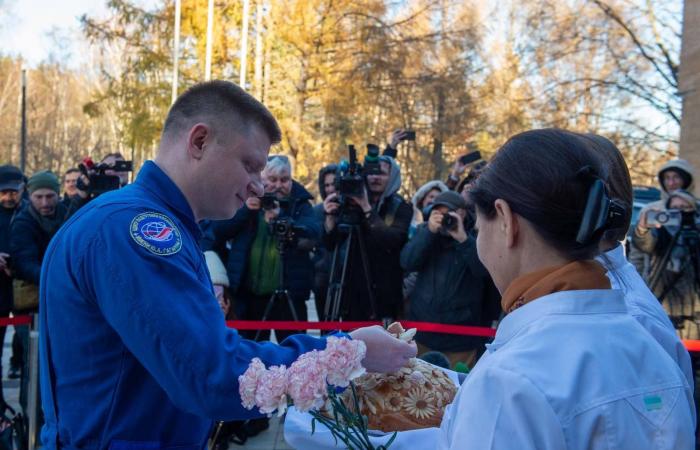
130 212 183 256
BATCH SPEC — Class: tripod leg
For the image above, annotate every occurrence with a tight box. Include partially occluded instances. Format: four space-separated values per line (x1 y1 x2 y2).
324 243 343 321
355 228 378 320
254 292 279 341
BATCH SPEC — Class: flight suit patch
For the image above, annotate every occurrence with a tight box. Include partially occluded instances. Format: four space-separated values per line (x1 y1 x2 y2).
130 212 183 256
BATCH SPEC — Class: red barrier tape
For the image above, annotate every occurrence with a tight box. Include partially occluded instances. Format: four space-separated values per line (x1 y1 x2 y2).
2 315 699 352
0 316 32 326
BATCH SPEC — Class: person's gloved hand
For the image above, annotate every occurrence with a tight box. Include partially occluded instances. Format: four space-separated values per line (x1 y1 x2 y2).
349 325 417 373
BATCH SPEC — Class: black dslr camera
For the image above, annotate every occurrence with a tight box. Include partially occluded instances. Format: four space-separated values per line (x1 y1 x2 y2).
259 193 279 210
269 217 307 247
441 213 458 231
77 157 133 198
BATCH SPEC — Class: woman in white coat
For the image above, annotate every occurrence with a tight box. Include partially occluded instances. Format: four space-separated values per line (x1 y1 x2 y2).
439 129 695 449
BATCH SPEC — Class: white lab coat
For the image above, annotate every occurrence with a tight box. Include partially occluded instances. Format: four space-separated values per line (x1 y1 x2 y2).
439 289 695 450
598 244 694 388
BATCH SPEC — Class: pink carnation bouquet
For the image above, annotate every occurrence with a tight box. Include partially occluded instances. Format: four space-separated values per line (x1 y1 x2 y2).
239 336 395 450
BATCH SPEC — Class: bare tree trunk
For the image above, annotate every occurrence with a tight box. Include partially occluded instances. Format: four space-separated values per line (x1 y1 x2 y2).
254 0 264 99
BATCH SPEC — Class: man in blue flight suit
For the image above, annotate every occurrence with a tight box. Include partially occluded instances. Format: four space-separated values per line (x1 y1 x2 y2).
39 80 416 449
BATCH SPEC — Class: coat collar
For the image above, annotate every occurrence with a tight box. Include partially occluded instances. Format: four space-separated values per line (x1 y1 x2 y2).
487 289 627 352
134 161 201 240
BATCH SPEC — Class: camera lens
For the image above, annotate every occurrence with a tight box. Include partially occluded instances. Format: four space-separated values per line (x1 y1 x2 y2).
657 212 669 224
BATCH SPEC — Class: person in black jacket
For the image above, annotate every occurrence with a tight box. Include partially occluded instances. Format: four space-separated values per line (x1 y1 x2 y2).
200 155 320 342
322 155 412 321
400 191 500 369
11 171 67 287
10 170 67 419
0 165 26 402
311 164 337 317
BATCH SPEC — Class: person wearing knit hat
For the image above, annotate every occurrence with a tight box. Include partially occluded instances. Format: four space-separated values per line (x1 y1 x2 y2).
27 170 60 195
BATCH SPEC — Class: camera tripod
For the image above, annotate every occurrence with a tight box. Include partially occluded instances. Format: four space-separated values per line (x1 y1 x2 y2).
254 238 299 341
647 226 700 337
324 220 378 322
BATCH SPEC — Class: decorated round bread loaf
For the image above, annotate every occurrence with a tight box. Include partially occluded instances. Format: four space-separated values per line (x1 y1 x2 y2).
339 357 457 432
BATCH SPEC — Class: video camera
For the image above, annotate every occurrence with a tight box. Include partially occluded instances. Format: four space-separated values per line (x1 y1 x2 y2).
77 157 133 198
332 144 382 227
647 209 700 229
335 144 382 197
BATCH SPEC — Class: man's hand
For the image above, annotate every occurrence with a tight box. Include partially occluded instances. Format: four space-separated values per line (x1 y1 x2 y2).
246 197 261 210
0 253 10 276
637 209 662 234
447 211 468 243
263 207 280 224
349 325 417 373
75 174 90 199
450 159 468 180
349 188 372 215
428 209 443 234
323 193 340 232
389 130 409 150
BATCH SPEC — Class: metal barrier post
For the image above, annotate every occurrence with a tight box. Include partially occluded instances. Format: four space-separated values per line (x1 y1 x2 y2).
27 315 39 450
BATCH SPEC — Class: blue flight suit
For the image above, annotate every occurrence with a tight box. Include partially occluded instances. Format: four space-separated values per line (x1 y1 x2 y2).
39 161 328 449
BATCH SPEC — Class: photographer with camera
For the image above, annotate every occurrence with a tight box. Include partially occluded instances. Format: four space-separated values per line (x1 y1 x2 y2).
311 164 338 317
67 153 133 216
634 189 700 340
323 154 412 321
200 155 320 343
400 191 497 369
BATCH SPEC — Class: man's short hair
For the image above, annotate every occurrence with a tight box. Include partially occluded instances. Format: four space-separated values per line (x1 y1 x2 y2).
163 81 281 145
64 168 80 176
264 154 292 176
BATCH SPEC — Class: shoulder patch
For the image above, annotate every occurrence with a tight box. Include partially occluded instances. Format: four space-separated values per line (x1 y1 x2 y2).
130 212 183 256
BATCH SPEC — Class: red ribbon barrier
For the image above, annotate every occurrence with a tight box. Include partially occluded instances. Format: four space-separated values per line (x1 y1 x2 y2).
0 316 32 326
3 315 699 352
226 320 497 338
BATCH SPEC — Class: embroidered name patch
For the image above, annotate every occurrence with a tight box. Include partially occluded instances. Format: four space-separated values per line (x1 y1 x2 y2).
130 212 182 256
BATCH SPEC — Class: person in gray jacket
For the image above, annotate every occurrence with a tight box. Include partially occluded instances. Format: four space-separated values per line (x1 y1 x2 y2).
400 191 500 369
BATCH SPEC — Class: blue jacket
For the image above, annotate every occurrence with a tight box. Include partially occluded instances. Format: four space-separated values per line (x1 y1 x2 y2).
200 181 320 301
39 161 328 449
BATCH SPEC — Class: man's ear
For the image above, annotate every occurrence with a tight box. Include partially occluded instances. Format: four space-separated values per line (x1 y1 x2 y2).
494 199 519 248
187 123 211 160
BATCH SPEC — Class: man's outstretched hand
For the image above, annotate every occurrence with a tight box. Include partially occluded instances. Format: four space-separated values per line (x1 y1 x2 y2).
349 325 417 373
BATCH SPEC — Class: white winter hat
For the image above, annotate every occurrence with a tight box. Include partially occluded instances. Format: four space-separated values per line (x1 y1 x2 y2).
204 251 229 287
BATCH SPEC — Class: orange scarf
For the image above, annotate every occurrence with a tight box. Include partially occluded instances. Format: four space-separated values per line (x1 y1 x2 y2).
501 260 611 314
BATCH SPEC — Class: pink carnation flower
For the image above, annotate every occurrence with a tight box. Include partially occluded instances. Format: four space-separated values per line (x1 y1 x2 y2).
255 365 289 416
287 351 329 412
323 337 366 388
239 358 266 410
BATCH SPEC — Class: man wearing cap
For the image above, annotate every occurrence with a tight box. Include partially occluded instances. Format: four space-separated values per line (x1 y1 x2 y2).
0 165 26 403
400 190 499 369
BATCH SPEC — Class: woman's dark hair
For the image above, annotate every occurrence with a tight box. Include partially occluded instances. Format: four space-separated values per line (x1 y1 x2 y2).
577 133 632 243
470 128 610 260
